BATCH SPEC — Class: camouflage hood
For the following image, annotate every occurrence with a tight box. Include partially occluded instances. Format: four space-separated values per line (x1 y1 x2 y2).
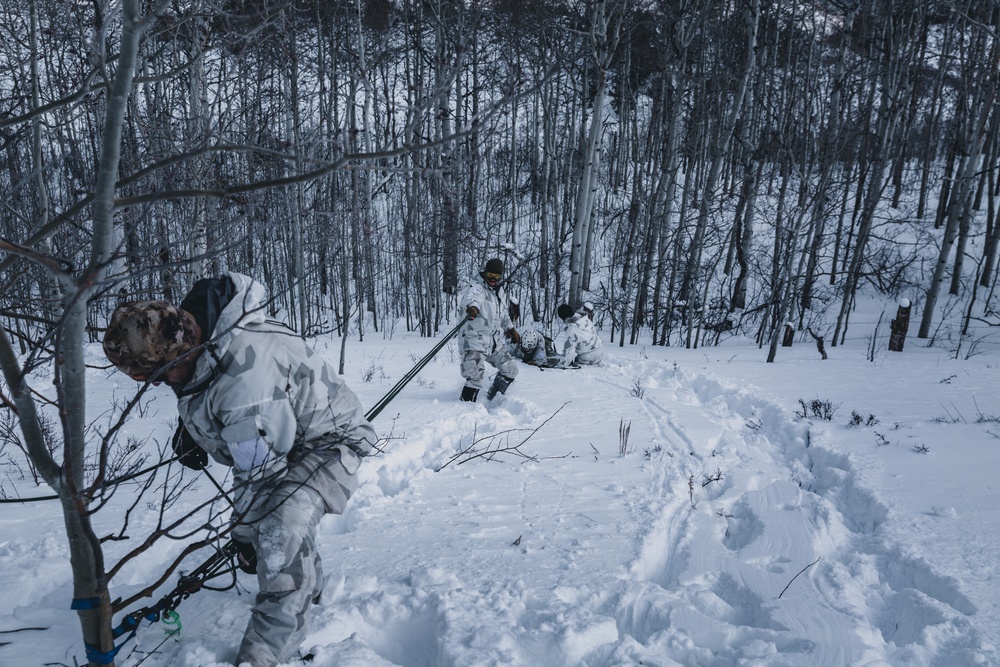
176 272 267 396
174 272 376 515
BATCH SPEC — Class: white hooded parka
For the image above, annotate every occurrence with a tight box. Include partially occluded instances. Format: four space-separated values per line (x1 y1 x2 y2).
175 273 376 517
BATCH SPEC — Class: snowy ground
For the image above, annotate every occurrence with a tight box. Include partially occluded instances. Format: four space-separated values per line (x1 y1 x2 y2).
1 309 998 666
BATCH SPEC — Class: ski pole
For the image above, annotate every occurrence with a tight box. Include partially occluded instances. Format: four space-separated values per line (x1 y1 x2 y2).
201 467 236 509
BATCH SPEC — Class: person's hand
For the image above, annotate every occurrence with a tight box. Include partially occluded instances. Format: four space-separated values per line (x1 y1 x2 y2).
506 328 520 345
466 305 479 320
233 538 257 574
171 421 207 470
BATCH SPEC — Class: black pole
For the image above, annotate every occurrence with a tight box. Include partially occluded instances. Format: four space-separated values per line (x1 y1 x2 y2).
365 315 470 421
201 467 237 509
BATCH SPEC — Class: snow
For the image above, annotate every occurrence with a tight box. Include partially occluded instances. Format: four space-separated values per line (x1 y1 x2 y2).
1 310 998 667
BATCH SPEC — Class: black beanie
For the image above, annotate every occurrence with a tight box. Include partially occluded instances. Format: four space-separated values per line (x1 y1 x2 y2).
557 304 574 321
483 258 504 276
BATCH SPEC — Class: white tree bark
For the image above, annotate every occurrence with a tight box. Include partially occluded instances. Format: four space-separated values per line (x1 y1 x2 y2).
918 40 997 338
679 0 759 333
569 0 620 306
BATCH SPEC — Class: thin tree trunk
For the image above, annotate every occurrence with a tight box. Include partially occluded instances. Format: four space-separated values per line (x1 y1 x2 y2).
919 33 997 337
679 0 759 338
569 0 620 306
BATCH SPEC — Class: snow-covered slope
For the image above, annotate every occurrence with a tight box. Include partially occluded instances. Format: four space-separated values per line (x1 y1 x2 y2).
0 326 996 666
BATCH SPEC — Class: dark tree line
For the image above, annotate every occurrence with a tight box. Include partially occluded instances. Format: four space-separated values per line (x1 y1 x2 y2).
1 0 999 663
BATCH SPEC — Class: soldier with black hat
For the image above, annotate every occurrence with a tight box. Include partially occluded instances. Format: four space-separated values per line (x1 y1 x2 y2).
457 258 520 401
556 301 604 367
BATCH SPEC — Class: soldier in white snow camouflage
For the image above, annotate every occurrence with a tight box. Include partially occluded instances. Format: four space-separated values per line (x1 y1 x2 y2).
104 272 377 667
458 258 521 401
556 303 604 367
508 328 562 368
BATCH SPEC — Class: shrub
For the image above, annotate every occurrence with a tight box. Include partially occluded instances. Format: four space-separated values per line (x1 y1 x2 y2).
795 398 840 421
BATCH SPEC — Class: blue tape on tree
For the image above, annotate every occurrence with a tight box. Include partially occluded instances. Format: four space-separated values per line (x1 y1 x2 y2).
70 597 101 610
84 640 121 664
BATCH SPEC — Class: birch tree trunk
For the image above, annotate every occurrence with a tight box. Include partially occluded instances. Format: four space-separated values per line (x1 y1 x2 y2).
980 132 1000 289
187 11 211 285
28 0 64 320
918 21 997 338
678 0 759 342
568 0 620 306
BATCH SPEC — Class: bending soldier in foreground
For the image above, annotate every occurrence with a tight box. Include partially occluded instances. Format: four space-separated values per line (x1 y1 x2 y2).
104 272 377 667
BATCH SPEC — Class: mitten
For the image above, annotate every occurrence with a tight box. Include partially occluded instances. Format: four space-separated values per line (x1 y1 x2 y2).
506 328 520 345
466 305 479 320
171 421 208 470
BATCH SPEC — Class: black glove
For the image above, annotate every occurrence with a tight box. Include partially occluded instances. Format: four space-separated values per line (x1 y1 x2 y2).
171 421 208 470
233 538 257 574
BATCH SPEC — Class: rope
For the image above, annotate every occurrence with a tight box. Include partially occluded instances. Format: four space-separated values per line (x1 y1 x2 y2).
129 610 182 667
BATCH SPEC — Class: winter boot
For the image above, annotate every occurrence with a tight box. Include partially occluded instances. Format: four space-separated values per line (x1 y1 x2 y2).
485 374 514 400
461 386 479 402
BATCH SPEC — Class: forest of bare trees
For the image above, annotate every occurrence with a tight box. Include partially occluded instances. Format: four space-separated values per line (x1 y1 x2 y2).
1 0 999 663
3 0 998 347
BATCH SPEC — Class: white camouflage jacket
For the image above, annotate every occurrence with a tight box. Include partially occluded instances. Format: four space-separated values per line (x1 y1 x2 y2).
175 273 376 515
559 313 604 367
458 275 513 354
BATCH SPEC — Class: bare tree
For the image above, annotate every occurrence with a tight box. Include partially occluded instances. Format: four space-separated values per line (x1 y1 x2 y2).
0 3 172 663
918 5 999 339
568 0 622 306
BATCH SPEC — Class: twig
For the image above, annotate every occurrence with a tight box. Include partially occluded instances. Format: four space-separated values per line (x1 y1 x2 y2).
0 627 48 633
618 418 632 456
437 403 569 470
778 557 821 598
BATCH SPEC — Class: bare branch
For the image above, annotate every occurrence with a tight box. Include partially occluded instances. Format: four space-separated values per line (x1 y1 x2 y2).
437 403 569 470
778 557 821 599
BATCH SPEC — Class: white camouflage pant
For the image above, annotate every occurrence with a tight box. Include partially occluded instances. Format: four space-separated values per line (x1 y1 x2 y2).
236 482 325 667
234 449 356 666
460 347 519 389
576 349 603 365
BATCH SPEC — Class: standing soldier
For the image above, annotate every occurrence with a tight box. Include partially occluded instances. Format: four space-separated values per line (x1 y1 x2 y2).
458 258 520 401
